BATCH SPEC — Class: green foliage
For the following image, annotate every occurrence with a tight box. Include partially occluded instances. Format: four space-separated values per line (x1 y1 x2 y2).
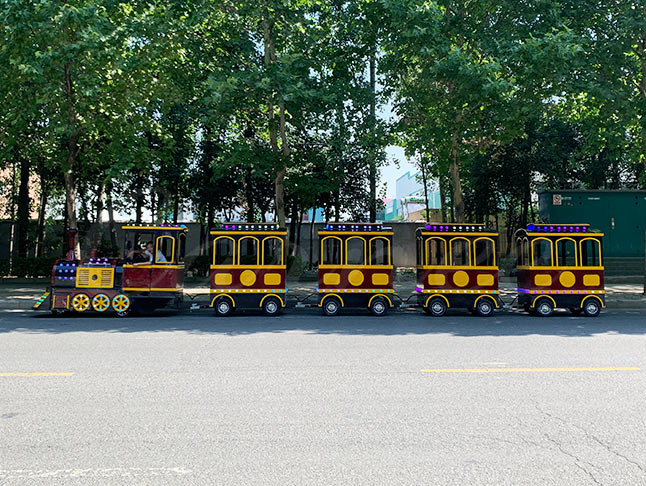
0 256 58 278
1 0 645 253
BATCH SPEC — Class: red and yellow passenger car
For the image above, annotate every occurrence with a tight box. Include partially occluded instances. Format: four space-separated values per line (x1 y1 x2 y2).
318 223 394 316
210 223 287 316
34 224 188 315
515 224 604 317
415 223 499 316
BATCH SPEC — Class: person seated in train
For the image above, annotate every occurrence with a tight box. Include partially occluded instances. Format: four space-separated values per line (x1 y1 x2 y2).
144 241 166 263
127 240 164 264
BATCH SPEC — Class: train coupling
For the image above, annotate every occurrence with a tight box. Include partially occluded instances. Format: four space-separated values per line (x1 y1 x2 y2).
294 302 317 308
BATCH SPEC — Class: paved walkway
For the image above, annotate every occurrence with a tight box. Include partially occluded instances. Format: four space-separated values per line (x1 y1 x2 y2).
3 279 646 310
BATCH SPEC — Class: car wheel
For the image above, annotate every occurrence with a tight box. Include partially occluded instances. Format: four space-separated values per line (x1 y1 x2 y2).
262 296 282 316
322 296 341 316
534 298 554 317
71 293 90 312
582 299 601 317
112 294 131 317
214 296 233 317
427 297 447 317
475 298 495 317
370 297 388 317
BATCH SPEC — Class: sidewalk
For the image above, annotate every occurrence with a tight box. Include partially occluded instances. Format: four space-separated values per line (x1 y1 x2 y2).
3 278 646 310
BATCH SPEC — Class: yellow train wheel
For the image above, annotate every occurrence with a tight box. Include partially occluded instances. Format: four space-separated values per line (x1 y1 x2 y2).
92 293 110 312
112 294 131 316
71 293 90 312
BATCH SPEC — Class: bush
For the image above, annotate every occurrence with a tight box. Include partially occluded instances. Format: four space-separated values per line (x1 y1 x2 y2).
286 255 308 277
0 256 58 278
187 255 211 277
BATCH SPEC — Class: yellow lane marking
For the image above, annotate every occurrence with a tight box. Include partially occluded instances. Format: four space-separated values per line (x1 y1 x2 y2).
421 367 640 374
0 372 74 377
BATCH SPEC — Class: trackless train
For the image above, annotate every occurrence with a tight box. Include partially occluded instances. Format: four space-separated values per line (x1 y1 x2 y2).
34 222 605 318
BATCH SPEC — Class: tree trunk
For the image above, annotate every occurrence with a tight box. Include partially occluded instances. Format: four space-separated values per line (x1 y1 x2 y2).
309 208 316 269
206 203 214 255
173 192 179 224
288 202 297 256
449 130 465 222
96 181 105 224
439 175 447 223
368 51 377 222
244 168 255 222
106 181 117 250
334 190 341 222
64 59 80 257
295 207 303 258
275 103 289 228
263 15 288 228
16 155 30 258
151 189 156 224
420 156 430 223
135 180 144 225
35 172 48 257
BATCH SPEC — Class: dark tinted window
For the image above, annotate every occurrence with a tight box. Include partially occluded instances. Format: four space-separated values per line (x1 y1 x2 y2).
370 238 389 265
474 239 495 267
346 238 365 265
263 238 282 265
557 238 576 266
451 239 470 266
239 237 258 265
580 239 601 267
532 239 553 266
178 234 186 263
214 238 234 265
322 238 341 265
426 238 446 266
516 238 523 266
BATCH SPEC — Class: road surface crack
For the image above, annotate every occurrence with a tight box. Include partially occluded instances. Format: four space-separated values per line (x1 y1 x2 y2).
542 432 603 485
534 403 645 474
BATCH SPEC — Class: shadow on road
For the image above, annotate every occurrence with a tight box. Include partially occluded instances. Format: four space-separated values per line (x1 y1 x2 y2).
1 308 645 337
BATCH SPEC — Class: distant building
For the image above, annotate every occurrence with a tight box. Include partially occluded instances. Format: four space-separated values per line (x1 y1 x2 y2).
378 171 441 221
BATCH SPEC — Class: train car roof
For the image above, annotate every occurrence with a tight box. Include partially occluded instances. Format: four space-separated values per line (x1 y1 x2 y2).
416 223 498 236
515 224 603 237
318 222 393 236
210 222 286 235
122 224 188 231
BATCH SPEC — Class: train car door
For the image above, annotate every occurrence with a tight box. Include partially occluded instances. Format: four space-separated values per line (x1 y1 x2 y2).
122 230 155 291
150 234 179 292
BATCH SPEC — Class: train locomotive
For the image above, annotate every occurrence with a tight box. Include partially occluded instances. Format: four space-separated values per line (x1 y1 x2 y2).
34 221 605 318
34 224 188 316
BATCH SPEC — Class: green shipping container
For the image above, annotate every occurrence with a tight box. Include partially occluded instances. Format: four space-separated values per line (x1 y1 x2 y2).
539 190 646 258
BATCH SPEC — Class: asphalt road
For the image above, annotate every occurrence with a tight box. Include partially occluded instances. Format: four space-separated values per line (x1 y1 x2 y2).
1 309 646 485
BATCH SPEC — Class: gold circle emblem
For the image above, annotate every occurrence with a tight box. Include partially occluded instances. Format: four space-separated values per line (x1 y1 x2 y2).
559 271 576 288
453 271 470 288
348 270 365 286
240 270 257 287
